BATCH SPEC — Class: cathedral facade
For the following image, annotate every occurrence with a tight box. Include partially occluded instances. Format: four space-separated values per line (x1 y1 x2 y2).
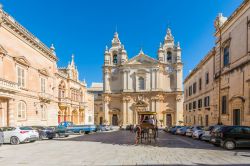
102 29 183 127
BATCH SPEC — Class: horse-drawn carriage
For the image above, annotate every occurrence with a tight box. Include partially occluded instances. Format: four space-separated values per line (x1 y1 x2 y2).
135 111 158 144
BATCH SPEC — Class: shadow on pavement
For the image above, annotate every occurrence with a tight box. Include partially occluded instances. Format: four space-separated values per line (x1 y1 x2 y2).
53 130 250 153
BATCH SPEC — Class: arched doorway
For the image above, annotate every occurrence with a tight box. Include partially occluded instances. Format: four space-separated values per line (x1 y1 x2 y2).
99 117 103 125
231 96 244 126
112 114 118 126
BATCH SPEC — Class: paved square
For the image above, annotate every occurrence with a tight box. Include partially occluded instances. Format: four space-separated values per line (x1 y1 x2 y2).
0 130 250 166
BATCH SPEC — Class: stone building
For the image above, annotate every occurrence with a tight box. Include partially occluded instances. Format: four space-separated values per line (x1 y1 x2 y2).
0 5 94 127
102 29 183 127
184 0 250 126
88 82 103 125
56 55 94 125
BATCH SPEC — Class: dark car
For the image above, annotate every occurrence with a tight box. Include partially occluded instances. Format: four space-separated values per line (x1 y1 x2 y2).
50 126 71 137
209 125 225 146
216 126 250 150
31 126 55 140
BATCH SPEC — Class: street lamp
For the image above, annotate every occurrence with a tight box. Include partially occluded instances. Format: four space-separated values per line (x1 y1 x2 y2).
214 13 226 125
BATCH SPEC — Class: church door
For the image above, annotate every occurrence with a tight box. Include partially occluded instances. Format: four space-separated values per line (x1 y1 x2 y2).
166 114 172 127
112 114 118 126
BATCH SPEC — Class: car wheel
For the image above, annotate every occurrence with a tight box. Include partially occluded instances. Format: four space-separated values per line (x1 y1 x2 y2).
224 140 236 150
79 130 85 135
10 136 20 145
64 135 69 137
48 137 53 140
55 133 59 138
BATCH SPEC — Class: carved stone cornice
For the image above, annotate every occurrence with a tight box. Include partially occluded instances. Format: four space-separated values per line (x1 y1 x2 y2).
13 56 30 67
0 44 7 57
122 95 131 102
103 95 111 103
38 68 49 77
176 94 183 102
1 10 57 61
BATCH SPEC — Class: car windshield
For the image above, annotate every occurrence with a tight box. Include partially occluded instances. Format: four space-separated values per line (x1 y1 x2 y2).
20 127 33 130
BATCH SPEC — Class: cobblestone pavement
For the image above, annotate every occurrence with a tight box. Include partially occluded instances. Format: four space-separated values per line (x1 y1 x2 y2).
0 130 250 166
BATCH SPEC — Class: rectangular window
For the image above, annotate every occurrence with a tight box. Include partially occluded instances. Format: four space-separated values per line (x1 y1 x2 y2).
189 86 192 96
17 67 25 87
198 99 202 108
199 78 202 90
193 82 197 94
204 96 210 107
205 72 209 84
40 78 46 93
223 46 230 67
222 96 227 114
193 101 196 110
189 103 192 111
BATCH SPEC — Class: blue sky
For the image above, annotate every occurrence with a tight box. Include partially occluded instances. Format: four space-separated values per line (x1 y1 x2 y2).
1 0 243 86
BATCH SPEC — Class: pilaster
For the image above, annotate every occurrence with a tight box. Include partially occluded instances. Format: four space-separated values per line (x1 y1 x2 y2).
8 99 15 127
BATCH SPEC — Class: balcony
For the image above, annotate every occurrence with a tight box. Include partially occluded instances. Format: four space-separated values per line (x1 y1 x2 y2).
0 78 20 93
58 98 70 109
38 92 53 103
79 102 88 110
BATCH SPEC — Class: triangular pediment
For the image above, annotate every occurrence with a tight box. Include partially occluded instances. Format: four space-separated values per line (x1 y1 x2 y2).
38 68 49 76
125 54 158 65
0 45 7 56
13 56 31 67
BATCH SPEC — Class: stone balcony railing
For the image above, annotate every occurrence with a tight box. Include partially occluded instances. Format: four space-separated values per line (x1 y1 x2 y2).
38 92 53 103
0 78 20 93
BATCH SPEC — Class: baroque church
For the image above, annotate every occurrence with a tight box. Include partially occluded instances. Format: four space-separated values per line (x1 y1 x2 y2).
102 28 183 127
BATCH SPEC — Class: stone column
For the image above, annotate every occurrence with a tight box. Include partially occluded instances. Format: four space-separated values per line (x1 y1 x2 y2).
104 69 110 93
122 100 127 126
103 95 110 125
176 94 184 125
123 71 127 90
8 99 15 127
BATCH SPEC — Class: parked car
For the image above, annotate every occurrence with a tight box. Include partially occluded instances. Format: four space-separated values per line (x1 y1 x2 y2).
49 126 71 137
31 126 56 140
211 126 250 150
186 126 203 137
201 125 220 141
170 126 182 134
163 126 171 132
192 126 205 139
209 125 225 146
58 121 96 134
176 126 190 135
0 127 39 145
0 128 3 146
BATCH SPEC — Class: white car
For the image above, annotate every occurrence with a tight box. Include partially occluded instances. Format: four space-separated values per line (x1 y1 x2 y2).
0 126 39 145
192 129 204 139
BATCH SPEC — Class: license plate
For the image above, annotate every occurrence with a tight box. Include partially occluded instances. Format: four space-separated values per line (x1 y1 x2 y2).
211 138 215 142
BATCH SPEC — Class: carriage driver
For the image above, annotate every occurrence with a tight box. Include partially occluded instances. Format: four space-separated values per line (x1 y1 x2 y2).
148 115 156 125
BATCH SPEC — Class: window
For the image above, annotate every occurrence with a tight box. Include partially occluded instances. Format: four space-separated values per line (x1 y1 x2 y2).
189 103 192 111
17 101 26 120
222 96 227 114
138 77 145 90
186 104 188 111
198 99 202 108
113 54 118 64
199 78 202 90
40 78 46 93
189 86 192 96
88 116 92 122
167 51 172 62
223 46 230 67
205 72 209 84
204 96 210 107
41 105 46 120
205 115 209 126
193 101 196 110
193 82 197 94
17 67 25 87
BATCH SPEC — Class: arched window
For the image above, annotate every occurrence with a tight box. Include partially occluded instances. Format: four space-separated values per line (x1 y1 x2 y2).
18 101 26 120
167 51 172 62
223 46 230 67
113 54 118 64
138 77 145 90
41 104 46 120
